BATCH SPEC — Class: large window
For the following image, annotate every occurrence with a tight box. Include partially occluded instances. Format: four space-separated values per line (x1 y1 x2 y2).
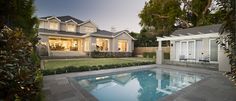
118 40 128 52
96 38 109 52
49 21 59 30
84 38 90 51
67 24 76 32
49 38 82 51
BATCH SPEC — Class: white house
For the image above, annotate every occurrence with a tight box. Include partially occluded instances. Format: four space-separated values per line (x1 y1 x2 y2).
156 24 231 72
38 16 135 57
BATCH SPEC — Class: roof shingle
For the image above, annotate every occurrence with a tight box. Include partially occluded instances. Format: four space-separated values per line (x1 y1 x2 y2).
172 24 221 36
39 16 84 24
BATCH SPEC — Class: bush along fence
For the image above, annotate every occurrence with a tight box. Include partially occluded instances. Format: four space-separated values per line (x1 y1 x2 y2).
43 61 155 75
142 52 170 59
89 51 133 58
143 52 156 58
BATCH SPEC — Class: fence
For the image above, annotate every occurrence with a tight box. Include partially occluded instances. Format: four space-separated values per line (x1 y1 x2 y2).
134 47 170 58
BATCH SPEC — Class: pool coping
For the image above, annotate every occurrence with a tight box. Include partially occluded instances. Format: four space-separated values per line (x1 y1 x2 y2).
43 64 236 101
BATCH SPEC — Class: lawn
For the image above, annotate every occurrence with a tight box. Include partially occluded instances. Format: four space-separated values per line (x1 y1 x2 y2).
43 57 155 70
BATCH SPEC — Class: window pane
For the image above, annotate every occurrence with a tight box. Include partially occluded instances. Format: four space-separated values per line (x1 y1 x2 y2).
67 24 76 32
181 42 187 58
96 38 109 52
49 21 59 30
188 41 194 59
118 40 128 52
49 38 78 51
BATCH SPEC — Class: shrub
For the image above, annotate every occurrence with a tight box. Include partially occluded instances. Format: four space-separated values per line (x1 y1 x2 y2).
143 52 156 58
164 52 170 59
43 61 156 76
0 27 42 100
90 51 133 58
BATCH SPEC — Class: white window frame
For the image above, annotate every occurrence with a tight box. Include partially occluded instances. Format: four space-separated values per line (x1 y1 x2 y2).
49 21 59 30
66 23 76 32
118 40 129 52
96 38 110 52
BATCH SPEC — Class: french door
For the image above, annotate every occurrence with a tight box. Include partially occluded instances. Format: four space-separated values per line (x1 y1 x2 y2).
178 40 196 60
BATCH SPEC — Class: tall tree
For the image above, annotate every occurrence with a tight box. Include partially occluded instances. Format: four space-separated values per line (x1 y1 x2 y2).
139 0 182 36
0 0 38 43
139 0 226 36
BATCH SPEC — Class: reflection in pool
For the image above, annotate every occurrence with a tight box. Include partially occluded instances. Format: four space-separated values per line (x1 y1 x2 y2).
73 69 203 101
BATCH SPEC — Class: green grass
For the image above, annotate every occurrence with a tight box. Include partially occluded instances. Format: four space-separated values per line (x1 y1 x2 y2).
43 57 155 70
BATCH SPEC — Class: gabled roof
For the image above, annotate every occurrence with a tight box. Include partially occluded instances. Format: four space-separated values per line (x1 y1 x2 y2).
91 29 115 36
39 16 84 24
91 30 136 40
172 24 221 36
57 16 83 24
79 20 98 28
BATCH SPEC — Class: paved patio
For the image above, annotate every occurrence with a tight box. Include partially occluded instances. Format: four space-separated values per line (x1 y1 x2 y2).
43 64 236 101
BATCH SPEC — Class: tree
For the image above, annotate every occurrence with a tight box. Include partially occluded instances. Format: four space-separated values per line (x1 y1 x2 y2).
0 0 38 43
218 0 236 79
139 0 226 36
139 0 182 36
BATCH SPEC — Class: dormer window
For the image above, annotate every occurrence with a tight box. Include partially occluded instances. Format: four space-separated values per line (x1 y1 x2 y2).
67 23 76 32
49 21 59 30
85 27 95 33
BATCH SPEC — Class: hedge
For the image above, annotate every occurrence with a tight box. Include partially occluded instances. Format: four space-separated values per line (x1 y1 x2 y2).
43 61 155 75
89 51 133 58
143 52 156 58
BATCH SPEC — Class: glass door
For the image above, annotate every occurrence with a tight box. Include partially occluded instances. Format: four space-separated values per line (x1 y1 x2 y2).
175 41 180 60
209 39 218 62
196 40 203 61
181 41 187 58
188 41 195 59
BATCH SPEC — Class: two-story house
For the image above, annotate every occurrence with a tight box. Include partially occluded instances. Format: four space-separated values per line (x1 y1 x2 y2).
38 16 135 57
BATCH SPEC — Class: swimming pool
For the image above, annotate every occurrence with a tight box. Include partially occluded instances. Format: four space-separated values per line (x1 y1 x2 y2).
73 68 204 101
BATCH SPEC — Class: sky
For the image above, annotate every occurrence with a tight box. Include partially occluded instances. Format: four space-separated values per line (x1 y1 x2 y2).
35 0 148 33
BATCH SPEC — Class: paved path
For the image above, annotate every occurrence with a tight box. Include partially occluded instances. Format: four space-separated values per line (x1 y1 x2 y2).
43 64 236 101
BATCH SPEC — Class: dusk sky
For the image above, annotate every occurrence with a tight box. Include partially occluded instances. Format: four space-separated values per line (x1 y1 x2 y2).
35 0 148 33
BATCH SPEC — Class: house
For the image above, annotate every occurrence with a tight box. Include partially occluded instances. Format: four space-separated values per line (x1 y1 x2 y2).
37 16 135 57
156 24 231 72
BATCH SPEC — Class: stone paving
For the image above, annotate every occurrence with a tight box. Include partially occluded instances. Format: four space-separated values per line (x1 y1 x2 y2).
43 64 236 101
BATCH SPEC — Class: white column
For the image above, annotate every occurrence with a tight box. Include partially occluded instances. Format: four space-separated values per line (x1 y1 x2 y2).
218 46 231 72
156 41 163 64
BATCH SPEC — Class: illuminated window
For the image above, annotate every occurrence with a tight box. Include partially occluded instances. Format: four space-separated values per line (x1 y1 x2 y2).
96 38 109 52
39 21 45 28
49 21 59 30
49 38 81 51
84 38 90 51
118 40 128 52
67 24 76 32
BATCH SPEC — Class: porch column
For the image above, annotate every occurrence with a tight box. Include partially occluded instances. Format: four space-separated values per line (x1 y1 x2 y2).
156 40 163 64
218 46 231 72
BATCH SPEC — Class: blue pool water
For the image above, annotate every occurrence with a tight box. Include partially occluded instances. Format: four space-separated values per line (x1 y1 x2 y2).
73 69 203 101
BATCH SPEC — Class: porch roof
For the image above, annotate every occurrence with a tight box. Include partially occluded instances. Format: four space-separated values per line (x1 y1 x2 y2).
156 24 221 41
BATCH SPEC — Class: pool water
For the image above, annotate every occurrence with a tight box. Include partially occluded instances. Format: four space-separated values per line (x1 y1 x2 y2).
73 69 203 101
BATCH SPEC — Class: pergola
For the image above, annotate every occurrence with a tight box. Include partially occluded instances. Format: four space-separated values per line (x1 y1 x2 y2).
155 33 219 64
